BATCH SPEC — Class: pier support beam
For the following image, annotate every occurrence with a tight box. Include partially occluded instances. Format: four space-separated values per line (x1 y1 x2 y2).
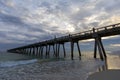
40 46 44 58
23 49 26 54
62 43 66 58
94 36 107 60
54 43 60 58
71 41 81 60
32 47 35 56
26 48 29 55
56 43 66 58
45 45 48 58
45 45 51 58
53 43 67 58
71 42 74 60
76 41 81 57
29 48 32 55
94 39 97 58
57 44 60 58
36 47 38 56
34 47 36 56
38 47 41 56
48 45 51 57
55 44 58 58
21 49 24 54
53 45 56 57
99 38 107 59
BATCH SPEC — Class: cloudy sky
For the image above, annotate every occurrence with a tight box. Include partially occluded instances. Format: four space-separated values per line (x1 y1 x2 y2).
0 0 120 51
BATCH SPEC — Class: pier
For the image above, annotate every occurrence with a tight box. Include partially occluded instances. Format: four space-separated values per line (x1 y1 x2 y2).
7 23 120 60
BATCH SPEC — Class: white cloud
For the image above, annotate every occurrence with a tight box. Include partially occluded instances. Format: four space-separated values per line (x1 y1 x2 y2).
102 35 120 40
0 0 120 50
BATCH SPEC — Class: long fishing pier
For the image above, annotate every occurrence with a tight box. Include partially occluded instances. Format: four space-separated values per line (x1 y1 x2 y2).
7 23 120 60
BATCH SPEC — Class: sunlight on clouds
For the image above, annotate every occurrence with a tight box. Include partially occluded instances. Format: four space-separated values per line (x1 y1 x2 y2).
81 39 94 42
102 35 120 40
66 24 75 32
62 22 75 32
85 15 97 21
70 5 80 14
99 15 120 26
22 6 75 33
79 35 120 43
110 16 120 23
85 11 108 25
85 15 99 25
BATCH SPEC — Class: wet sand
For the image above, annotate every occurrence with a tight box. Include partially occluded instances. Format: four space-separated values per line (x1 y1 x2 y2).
87 69 120 80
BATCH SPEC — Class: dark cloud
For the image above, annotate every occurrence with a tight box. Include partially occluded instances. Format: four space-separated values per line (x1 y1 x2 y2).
0 0 120 51
0 43 26 51
0 12 27 26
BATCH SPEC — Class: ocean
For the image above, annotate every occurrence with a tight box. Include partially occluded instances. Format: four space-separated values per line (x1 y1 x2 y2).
0 51 120 80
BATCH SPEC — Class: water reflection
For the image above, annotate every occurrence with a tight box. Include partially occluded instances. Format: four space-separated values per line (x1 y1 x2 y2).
98 55 120 72
98 59 108 71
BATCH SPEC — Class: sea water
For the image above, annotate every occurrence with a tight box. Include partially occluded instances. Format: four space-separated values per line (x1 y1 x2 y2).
0 52 37 67
0 51 120 80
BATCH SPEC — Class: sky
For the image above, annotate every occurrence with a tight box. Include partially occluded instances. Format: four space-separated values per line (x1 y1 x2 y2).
0 0 120 51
